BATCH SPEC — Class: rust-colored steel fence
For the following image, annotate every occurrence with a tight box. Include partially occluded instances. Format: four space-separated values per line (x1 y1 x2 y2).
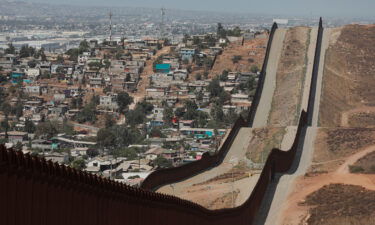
0 19 324 225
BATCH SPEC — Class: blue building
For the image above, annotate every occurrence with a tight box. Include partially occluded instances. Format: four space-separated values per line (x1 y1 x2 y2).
180 48 196 61
155 64 171 73
11 72 25 84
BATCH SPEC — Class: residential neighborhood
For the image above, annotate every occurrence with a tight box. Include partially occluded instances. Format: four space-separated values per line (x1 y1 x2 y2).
0 21 266 186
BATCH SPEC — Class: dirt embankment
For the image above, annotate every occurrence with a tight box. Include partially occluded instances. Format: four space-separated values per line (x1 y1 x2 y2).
246 127 285 164
209 37 267 78
310 128 375 173
319 25 375 127
282 127 375 225
302 184 375 225
268 27 311 126
351 151 375 174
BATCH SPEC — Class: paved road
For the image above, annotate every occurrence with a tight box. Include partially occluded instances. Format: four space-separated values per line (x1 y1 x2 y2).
255 28 331 225
252 29 287 128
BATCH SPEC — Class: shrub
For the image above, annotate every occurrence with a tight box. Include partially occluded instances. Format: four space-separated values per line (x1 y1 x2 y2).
349 165 364 173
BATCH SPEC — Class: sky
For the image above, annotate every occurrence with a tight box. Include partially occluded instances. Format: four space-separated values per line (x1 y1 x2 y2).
23 0 375 17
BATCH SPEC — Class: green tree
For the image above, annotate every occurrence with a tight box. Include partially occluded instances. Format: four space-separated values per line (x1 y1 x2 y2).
0 117 9 138
79 40 90 52
150 127 165 138
104 59 111 69
12 100 23 119
5 43 15 54
74 103 96 123
184 100 198 120
56 55 64 63
104 114 115 128
217 23 226 38
211 103 225 122
126 108 146 127
25 119 36 133
71 159 86 170
163 106 174 126
19 45 35 58
117 92 134 114
96 128 115 149
154 156 172 169
35 121 59 139
250 65 260 73
207 79 222 98
232 55 242 64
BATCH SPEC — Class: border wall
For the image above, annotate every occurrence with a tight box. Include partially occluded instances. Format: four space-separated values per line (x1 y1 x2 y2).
247 22 278 126
0 19 325 225
306 18 323 125
0 111 307 225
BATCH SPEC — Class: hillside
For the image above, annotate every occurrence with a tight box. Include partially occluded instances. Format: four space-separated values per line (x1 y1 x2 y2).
319 25 375 127
281 24 375 225
268 27 311 126
209 37 267 78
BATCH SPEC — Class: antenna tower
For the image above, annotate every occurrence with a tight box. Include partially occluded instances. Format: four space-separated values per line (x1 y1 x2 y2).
160 7 166 39
109 11 113 42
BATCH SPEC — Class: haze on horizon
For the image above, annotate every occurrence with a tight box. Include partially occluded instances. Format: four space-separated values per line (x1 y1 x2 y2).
21 0 375 18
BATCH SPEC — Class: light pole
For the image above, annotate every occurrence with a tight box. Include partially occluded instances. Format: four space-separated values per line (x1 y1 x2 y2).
224 157 237 208
170 184 175 195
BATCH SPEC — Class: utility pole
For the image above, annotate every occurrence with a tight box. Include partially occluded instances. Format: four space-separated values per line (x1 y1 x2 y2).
160 7 166 39
109 11 113 43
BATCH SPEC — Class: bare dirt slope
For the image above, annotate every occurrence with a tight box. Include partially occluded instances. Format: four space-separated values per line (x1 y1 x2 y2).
209 37 267 78
268 27 311 126
319 25 375 127
281 148 375 225
157 127 287 210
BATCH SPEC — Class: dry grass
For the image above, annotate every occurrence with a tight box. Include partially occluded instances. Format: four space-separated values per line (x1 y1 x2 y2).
319 25 375 127
246 127 286 164
209 37 267 78
302 184 375 225
268 27 311 126
311 128 375 172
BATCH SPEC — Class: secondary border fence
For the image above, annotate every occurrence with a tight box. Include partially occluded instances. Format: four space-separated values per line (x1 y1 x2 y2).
247 22 278 126
0 19 323 225
307 18 324 125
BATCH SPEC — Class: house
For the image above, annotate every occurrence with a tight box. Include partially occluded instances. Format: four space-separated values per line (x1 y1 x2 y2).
99 94 118 110
173 69 188 81
155 64 171 73
227 72 239 82
44 153 69 164
180 48 196 61
219 38 227 44
25 85 48 95
179 120 194 129
231 94 249 103
31 139 54 151
71 147 89 157
0 131 28 144
237 72 258 84
89 76 103 88
26 68 40 80
180 128 215 139
145 147 166 160
146 88 165 98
